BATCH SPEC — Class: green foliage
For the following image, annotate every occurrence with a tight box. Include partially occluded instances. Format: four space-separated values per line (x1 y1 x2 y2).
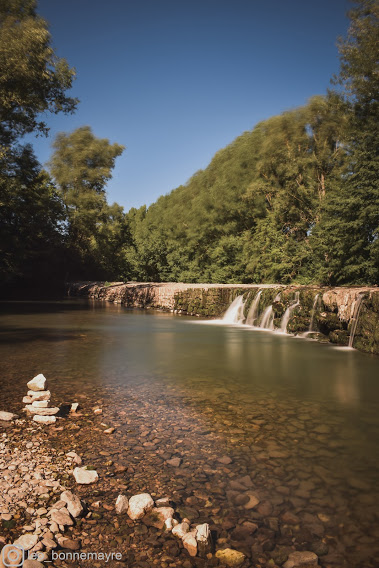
49 126 126 280
0 0 78 147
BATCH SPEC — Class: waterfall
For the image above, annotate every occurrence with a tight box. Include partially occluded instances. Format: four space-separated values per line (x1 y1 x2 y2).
348 293 365 348
308 293 320 333
280 291 300 333
246 290 262 326
222 295 245 324
260 305 275 330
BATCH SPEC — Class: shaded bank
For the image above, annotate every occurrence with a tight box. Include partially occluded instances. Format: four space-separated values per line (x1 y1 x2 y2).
68 282 379 355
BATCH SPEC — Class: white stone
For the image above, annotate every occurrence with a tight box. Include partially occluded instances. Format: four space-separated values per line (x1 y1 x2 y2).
27 374 47 391
23 396 33 404
31 401 49 408
115 495 129 514
172 521 190 539
14 533 39 550
33 415 56 425
26 405 59 416
283 551 319 568
164 517 179 531
73 467 98 484
182 530 198 557
196 523 210 543
60 490 83 518
127 493 154 520
70 403 79 412
27 390 51 401
0 411 16 421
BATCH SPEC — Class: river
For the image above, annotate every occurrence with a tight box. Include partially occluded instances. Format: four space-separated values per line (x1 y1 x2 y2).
1 299 378 567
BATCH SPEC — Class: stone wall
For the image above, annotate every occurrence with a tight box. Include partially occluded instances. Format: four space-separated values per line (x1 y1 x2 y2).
67 282 379 356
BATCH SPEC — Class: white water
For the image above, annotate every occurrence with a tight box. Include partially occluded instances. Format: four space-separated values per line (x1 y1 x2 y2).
222 295 245 324
260 305 275 330
348 293 365 348
246 290 262 326
280 292 300 333
308 293 320 333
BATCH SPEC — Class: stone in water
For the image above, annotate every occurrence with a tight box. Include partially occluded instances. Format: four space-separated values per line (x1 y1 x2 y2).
73 467 99 484
127 493 154 520
61 490 83 518
115 495 129 514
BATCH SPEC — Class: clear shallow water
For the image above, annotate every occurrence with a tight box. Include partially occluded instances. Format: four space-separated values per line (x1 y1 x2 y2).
1 299 379 567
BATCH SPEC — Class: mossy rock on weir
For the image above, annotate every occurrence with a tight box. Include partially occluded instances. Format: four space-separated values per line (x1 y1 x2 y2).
352 301 379 354
329 329 349 346
287 315 309 333
317 312 344 334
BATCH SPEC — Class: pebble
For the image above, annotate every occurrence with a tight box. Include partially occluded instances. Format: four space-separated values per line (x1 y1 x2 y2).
115 494 129 514
215 548 246 567
283 551 319 568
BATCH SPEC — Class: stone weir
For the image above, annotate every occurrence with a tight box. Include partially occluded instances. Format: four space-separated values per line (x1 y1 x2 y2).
67 282 379 355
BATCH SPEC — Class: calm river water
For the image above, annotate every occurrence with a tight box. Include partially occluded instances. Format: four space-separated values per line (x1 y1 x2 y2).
1 299 378 567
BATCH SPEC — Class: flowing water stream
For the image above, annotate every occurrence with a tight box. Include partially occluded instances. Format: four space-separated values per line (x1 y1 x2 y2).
0 299 378 567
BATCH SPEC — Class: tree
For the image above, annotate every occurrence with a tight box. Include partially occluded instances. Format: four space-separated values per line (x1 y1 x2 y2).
0 0 78 149
0 144 65 284
313 0 379 284
49 126 125 278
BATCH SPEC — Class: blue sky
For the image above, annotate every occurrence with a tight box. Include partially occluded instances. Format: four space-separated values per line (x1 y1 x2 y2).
29 0 350 211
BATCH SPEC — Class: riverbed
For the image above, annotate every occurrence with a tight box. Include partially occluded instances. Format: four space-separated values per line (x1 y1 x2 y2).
1 299 378 567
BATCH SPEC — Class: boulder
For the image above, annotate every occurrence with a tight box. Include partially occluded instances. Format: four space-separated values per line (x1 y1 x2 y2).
0 411 16 421
26 405 59 416
27 374 47 391
61 490 83 518
73 467 99 484
215 548 246 567
127 493 154 520
283 551 319 568
115 495 129 514
33 415 56 424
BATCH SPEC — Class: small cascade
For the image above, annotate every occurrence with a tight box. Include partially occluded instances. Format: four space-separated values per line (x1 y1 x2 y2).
308 293 320 333
246 290 262 326
260 305 275 330
222 295 245 324
280 291 300 333
348 293 365 348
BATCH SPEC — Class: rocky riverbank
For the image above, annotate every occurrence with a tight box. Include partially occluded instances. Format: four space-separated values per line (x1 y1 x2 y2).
68 282 379 355
1 371 378 568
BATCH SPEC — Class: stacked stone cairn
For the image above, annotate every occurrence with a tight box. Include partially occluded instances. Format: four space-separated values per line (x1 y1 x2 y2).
22 374 59 425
